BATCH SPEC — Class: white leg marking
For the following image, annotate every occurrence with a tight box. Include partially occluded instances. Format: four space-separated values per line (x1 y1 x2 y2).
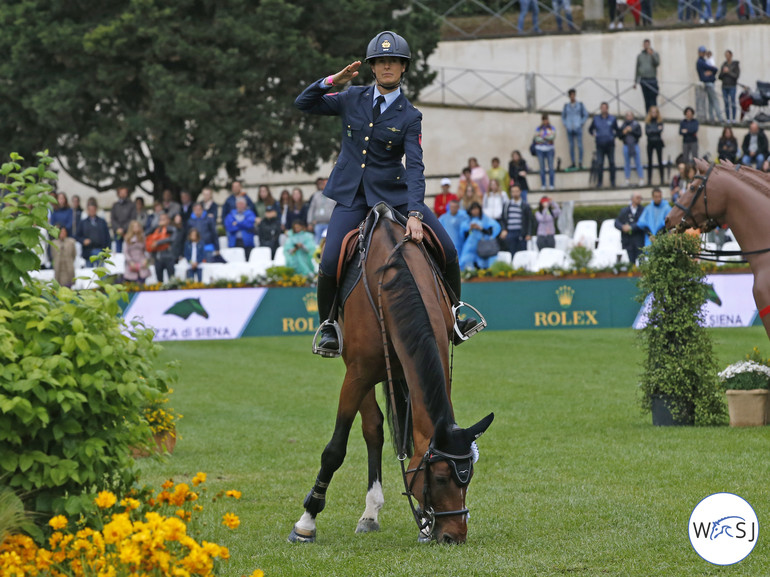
296 511 316 532
359 481 384 522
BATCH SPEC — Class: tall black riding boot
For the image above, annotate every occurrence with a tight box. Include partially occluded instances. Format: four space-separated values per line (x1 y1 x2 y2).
314 272 341 356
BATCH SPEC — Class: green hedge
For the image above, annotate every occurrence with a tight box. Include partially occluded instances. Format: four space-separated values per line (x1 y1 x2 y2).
572 204 626 225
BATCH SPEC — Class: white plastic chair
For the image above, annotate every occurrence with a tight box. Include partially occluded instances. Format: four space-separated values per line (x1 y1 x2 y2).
512 250 538 272
220 247 246 263
554 234 573 253
248 246 273 265
273 246 287 267
573 220 598 249
104 253 126 276
590 248 619 269
72 268 98 290
534 248 568 271
496 251 512 266
218 236 229 251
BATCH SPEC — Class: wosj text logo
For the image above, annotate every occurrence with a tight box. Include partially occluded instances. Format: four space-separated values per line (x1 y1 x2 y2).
689 493 759 565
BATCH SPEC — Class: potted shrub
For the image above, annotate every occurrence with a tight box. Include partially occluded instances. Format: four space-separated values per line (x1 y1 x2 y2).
719 360 770 427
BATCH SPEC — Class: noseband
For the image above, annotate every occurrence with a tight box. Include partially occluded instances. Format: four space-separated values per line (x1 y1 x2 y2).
673 162 719 232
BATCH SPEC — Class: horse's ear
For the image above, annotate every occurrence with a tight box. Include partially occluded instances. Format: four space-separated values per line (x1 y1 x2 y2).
694 158 709 173
433 416 451 447
464 412 494 443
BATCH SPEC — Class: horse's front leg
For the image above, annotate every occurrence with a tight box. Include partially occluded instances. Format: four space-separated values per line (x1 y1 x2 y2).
355 388 384 534
288 372 373 543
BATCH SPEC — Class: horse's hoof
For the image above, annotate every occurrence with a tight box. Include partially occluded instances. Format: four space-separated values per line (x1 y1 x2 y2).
355 518 380 534
288 525 316 543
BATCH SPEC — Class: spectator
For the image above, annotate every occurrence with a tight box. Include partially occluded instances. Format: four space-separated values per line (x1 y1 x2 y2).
696 46 723 123
257 206 282 258
614 192 646 263
552 0 575 30
254 185 278 223
610 0 628 28
561 88 589 171
588 102 619 189
438 199 469 254
741 121 768 168
458 167 483 211
134 197 149 230
518 0 541 33
76 201 111 268
70 195 83 228
717 0 755 19
179 191 193 224
487 157 510 194
146 212 178 283
50 192 74 238
670 162 688 204
161 189 181 220
199 187 219 221
277 189 291 231
110 186 137 253
637 188 671 245
508 150 531 202
634 39 660 112
459 202 501 270
640 0 653 24
187 202 219 261
762 158 770 173
500 185 533 256
222 180 256 219
461 157 489 195
680 107 699 165
123 220 150 285
224 196 257 261
483 179 508 227
184 228 205 282
718 50 740 123
619 111 644 187
698 0 714 22
678 0 695 22
284 220 317 276
433 177 458 217
534 196 561 250
170 214 187 262
645 106 665 185
533 114 557 191
145 202 164 234
307 178 336 243
286 187 309 230
717 126 739 163
51 226 76 287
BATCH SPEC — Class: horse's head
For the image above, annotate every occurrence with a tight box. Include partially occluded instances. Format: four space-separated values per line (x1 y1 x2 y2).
413 412 494 544
665 158 727 234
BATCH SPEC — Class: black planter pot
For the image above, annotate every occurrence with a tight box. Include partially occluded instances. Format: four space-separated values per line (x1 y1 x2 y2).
651 395 695 426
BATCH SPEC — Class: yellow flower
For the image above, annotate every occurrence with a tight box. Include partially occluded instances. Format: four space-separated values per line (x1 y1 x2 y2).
49 515 68 530
225 490 242 499
120 497 141 511
249 571 265 577
162 479 174 489
94 490 117 509
222 513 240 529
192 472 207 486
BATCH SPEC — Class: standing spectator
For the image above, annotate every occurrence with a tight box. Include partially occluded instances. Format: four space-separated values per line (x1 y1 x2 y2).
306 178 336 243
718 50 740 123
161 189 181 220
610 0 628 28
482 179 508 227
255 184 278 222
487 157 510 194
717 126 739 163
458 167 483 211
619 111 644 187
286 187 309 230
50 192 74 238
134 197 149 230
637 188 671 245
433 178 457 217
51 226 76 287
698 0 715 22
145 202 164 234
179 191 194 225
110 186 137 253
634 39 660 112
588 102 619 189
614 193 646 263
187 202 219 261
645 106 665 185
640 0 653 24
561 89 589 171
680 107 699 165
678 0 695 22
741 121 768 168
76 201 111 268
146 213 178 283
184 228 205 282
70 195 83 230
508 150 531 202
199 187 219 221
123 220 150 285
170 214 187 262
284 220 317 276
696 46 723 123
500 186 533 256
461 157 489 195
257 206 282 258
438 199 469 254
552 0 575 30
222 180 256 219
277 189 292 231
535 196 561 250
518 0 541 33
533 114 557 191
459 202 501 270
224 197 257 260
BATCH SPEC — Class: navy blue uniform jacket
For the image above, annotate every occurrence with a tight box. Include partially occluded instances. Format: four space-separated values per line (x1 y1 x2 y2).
294 79 425 212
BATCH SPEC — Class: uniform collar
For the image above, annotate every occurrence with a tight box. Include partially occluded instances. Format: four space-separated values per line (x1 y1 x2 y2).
371 86 401 111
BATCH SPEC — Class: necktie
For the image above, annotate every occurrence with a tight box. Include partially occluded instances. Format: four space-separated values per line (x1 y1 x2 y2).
372 95 385 122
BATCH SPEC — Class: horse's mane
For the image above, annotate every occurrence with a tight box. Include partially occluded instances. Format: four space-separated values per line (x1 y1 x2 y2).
714 163 770 197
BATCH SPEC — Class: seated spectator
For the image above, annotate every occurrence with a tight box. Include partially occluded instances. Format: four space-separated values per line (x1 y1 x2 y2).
284 220 317 276
458 167 483 211
286 187 309 230
741 121 768 169
224 197 257 260
51 226 76 287
487 157 510 194
459 202 502 270
257 206 282 258
500 186 533 256
670 162 687 204
184 228 206 282
438 199 469 254
50 192 74 237
717 126 739 163
482 179 508 227
223 180 256 219
76 200 111 268
199 187 219 221
187 202 219 261
433 178 457 217
535 196 561 250
146 213 178 283
307 178 335 243
508 150 531 202
614 192 646 264
637 187 671 245
460 157 490 194
123 220 150 285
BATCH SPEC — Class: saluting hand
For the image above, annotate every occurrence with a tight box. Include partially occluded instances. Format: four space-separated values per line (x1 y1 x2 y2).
406 217 423 243
331 61 361 86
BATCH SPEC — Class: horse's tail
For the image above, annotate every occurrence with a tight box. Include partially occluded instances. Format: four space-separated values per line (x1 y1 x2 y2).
383 378 413 458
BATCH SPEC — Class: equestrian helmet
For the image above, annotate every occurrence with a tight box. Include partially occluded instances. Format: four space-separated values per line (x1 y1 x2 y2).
365 31 411 70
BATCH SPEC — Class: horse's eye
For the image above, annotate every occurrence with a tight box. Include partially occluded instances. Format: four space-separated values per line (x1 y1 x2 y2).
434 476 450 486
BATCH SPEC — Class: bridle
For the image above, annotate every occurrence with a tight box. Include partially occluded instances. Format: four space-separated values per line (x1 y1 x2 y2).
673 162 719 232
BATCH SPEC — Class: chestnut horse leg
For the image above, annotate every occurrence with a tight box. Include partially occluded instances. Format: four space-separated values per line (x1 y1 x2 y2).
355 388 385 534
752 266 770 340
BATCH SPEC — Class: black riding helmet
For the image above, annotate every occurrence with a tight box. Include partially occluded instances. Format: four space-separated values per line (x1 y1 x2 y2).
365 30 411 71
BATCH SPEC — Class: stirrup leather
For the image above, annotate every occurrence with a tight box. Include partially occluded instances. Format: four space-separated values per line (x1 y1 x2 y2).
452 302 487 342
312 320 343 358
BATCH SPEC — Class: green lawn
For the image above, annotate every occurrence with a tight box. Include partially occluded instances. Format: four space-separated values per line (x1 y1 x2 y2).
139 328 770 576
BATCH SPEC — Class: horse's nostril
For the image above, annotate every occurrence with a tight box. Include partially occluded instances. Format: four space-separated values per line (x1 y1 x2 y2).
442 534 455 544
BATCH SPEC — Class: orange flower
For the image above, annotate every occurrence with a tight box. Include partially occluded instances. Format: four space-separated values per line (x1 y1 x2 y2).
222 513 240 529
225 490 242 499
191 472 207 486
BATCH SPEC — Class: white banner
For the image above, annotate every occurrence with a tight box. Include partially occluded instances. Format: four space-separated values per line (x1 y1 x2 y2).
123 288 267 341
633 274 757 329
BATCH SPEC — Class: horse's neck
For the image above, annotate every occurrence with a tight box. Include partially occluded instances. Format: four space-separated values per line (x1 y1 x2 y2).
721 178 770 253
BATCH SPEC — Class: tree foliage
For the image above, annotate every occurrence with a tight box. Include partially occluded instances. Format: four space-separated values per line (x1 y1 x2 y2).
0 0 440 199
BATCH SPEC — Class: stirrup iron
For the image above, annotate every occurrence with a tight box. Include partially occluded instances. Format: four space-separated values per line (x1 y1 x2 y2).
452 301 487 342
312 320 343 358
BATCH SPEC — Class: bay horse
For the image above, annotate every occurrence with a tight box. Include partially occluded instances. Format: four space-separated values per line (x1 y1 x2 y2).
288 204 494 544
665 158 770 340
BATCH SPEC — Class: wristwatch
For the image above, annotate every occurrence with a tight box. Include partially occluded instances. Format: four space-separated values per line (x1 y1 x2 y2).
407 211 423 221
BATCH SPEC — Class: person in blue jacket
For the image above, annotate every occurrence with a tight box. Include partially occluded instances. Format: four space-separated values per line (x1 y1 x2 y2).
187 202 219 262
295 31 477 356
459 202 502 271
438 198 469 255
224 197 257 260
